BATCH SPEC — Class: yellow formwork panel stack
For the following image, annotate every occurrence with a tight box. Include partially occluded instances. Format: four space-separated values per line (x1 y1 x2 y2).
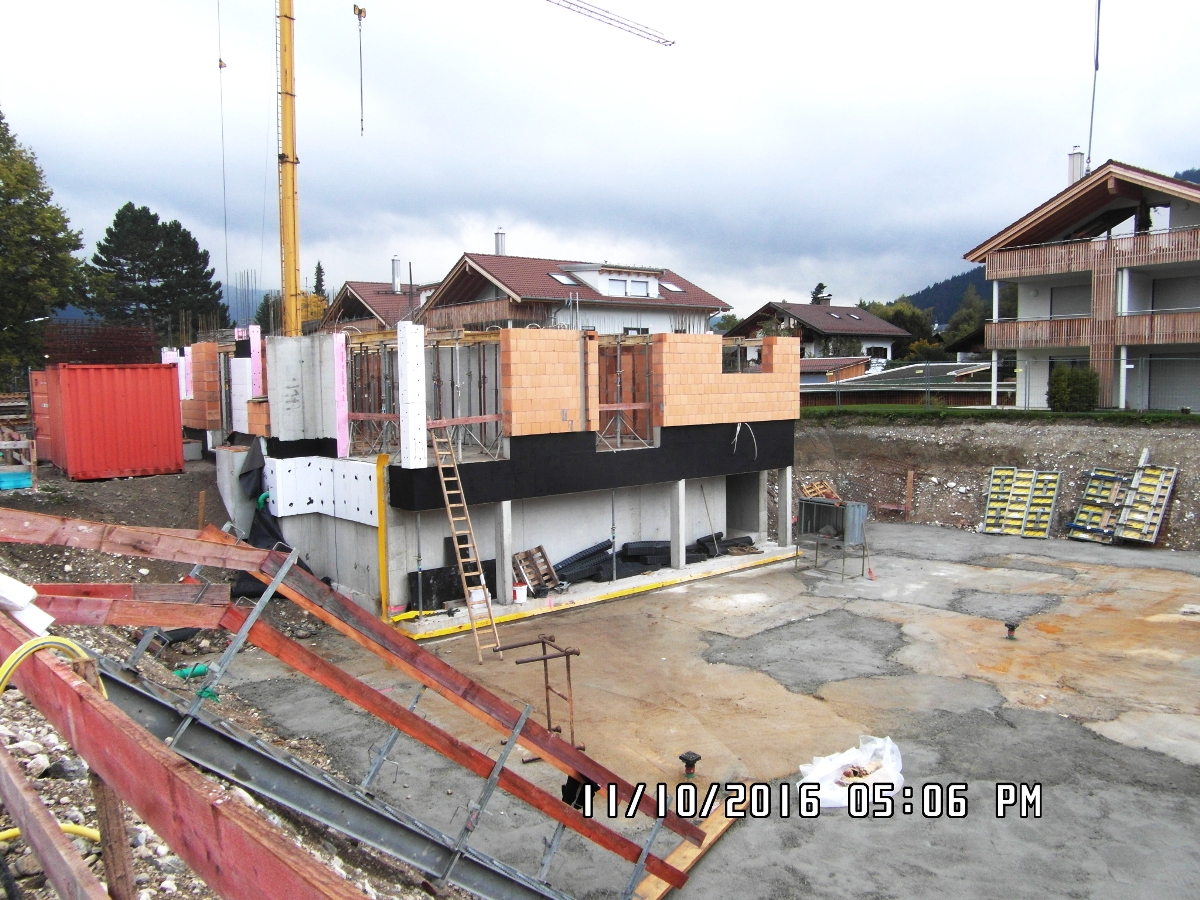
983 467 1061 539
1114 464 1177 544
1067 469 1131 544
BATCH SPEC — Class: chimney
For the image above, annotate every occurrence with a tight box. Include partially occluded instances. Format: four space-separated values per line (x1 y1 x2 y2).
494 228 506 256
1068 147 1085 186
392 257 404 293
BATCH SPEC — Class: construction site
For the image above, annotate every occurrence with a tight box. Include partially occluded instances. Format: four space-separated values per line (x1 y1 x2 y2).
3 1 1200 899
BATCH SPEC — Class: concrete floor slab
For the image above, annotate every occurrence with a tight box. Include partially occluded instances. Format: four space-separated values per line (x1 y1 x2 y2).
218 524 1200 898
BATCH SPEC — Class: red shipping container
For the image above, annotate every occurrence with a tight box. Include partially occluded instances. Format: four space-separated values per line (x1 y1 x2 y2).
43 364 184 480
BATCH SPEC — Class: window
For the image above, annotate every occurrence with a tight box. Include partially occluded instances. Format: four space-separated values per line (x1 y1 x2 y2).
608 278 627 296
629 280 649 297
868 346 887 359
659 281 684 292
549 272 577 285
848 313 861 319
827 312 840 318
623 327 649 335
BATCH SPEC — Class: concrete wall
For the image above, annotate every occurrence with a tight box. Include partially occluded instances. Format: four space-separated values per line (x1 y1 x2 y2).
266 334 349 453
1119 270 1154 314
1050 284 1092 317
384 476 728 610
213 445 256 537
726 471 767 538
280 513 380 613
1170 198 1200 229
1017 283 1051 320
1152 274 1200 311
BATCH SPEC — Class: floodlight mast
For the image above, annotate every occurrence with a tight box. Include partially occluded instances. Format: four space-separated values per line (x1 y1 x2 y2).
544 0 675 45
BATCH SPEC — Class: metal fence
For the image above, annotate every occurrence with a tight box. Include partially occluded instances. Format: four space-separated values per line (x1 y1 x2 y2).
1013 355 1200 412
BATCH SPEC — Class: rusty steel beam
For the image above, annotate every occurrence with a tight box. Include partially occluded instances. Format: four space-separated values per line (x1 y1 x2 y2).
31 583 230 603
0 613 365 900
220 606 688 890
0 742 109 900
0 509 703 846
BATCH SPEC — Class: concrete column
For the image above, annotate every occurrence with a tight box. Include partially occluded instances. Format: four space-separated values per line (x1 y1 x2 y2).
778 466 793 547
1118 345 1128 410
670 479 686 569
495 500 513 604
757 470 770 537
990 350 999 407
992 280 1000 322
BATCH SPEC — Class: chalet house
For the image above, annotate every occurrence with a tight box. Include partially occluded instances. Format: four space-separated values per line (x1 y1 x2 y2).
725 300 908 360
321 276 441 334
966 160 1200 410
414 253 731 334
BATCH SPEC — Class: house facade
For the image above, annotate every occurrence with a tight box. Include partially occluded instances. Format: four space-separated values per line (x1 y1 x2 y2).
321 278 441 334
414 253 730 334
966 160 1200 410
725 300 908 361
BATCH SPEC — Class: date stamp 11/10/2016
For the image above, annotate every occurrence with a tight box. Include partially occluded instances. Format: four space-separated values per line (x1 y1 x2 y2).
579 782 1043 819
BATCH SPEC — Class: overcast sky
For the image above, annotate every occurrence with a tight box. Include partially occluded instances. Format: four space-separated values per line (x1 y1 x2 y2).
3 1 1198 318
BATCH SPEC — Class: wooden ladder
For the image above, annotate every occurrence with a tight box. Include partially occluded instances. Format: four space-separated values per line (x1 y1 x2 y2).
431 428 502 664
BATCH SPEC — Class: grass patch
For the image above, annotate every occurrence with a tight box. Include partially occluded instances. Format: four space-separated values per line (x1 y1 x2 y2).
798 405 1200 427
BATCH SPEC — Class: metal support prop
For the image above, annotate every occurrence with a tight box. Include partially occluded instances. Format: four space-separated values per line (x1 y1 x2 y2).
537 822 567 883
361 684 427 789
126 524 236 668
169 549 298 746
436 704 533 887
620 798 670 900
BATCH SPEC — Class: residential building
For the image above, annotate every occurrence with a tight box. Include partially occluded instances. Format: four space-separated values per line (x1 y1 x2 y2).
414 253 730 334
966 160 1200 409
725 300 909 360
322 264 441 334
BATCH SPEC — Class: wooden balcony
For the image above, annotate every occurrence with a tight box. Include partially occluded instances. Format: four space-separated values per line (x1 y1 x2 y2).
1115 309 1200 346
986 226 1200 279
985 317 1092 350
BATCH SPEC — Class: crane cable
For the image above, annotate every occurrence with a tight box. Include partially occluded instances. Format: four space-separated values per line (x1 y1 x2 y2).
354 6 367 136
216 0 231 304
1084 0 1100 174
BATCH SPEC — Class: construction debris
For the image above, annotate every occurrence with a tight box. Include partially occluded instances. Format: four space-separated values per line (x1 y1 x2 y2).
799 480 841 502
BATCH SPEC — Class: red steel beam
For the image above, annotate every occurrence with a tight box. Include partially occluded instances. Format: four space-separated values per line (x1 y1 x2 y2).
0 613 366 900
31 583 230 603
0 742 109 900
222 606 688 890
33 597 228 629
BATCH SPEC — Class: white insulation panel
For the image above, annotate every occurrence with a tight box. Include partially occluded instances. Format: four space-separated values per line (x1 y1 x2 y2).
396 322 427 469
230 358 252 434
265 456 377 526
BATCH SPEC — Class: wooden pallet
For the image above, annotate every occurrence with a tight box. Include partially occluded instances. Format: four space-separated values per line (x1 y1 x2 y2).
799 479 840 502
430 428 502 664
512 546 560 591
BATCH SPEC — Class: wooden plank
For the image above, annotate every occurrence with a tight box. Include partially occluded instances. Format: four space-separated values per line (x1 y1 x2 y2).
0 742 109 900
33 597 228 628
426 413 504 428
221 606 688 890
634 807 739 900
0 613 363 900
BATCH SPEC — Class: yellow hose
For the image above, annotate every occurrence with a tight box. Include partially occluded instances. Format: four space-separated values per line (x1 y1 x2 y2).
0 823 102 844
0 636 105 697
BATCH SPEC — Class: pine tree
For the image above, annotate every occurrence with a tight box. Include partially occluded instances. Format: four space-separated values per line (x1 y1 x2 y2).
313 261 327 301
0 109 85 382
809 283 832 304
86 202 227 338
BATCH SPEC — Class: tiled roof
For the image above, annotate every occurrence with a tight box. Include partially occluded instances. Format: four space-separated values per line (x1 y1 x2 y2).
798 356 869 373
459 253 731 311
338 281 437 326
730 302 908 338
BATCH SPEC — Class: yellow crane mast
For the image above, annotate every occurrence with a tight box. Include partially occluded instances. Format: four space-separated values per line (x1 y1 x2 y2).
278 0 302 337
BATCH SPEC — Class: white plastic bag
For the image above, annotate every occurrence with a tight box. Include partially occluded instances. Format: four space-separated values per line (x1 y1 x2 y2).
797 735 904 809
0 572 53 636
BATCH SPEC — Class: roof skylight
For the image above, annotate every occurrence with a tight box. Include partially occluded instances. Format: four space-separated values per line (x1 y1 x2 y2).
549 272 577 285
659 282 684 292
828 312 840 318
848 313 861 319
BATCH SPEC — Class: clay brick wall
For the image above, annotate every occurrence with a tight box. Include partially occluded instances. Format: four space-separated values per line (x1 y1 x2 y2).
500 329 584 436
651 334 800 427
585 336 600 432
181 342 222 431
246 399 271 437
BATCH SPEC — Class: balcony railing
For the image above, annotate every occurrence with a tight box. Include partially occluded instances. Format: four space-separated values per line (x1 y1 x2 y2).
986 225 1200 279
985 316 1091 350
1115 309 1200 345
